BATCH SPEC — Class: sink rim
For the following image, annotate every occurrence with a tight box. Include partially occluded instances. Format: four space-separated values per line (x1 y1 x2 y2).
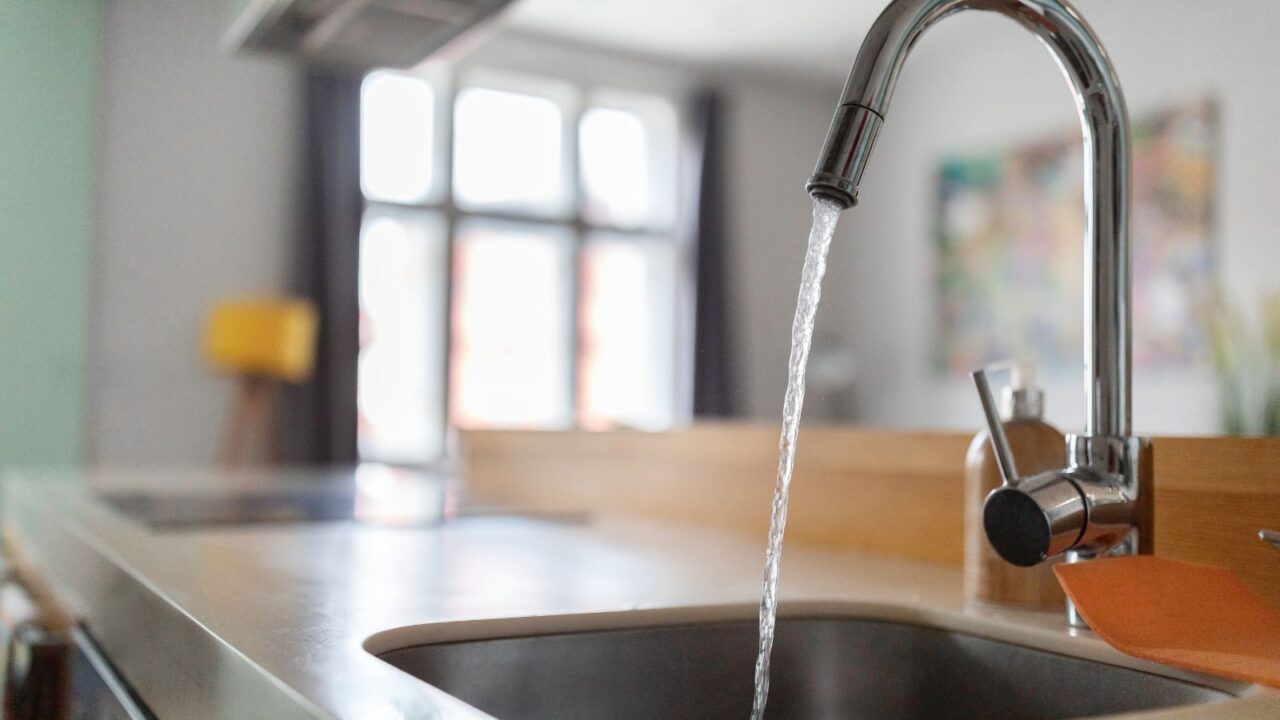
363 599 1255 698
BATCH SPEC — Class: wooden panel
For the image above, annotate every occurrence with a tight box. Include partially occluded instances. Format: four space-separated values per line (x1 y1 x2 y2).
464 423 971 566
1153 437 1280 606
468 428 1280 598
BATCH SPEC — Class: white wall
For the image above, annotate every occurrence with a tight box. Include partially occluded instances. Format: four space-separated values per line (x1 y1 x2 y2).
829 0 1280 436
90 0 301 464
720 78 852 419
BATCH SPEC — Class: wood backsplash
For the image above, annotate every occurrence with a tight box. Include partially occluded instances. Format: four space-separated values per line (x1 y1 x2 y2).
1154 437 1280 605
464 425 1280 604
465 424 972 566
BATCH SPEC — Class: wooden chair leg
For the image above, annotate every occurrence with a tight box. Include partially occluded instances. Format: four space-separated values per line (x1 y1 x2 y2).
218 377 271 468
262 382 284 465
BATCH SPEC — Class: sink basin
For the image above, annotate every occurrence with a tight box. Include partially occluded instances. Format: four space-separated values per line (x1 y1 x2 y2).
376 615 1233 719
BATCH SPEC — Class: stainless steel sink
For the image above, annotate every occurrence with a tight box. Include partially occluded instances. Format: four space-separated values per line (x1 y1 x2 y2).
376 616 1232 719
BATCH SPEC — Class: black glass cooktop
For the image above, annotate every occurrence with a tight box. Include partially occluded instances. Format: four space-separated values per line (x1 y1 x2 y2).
98 469 586 530
102 487 371 528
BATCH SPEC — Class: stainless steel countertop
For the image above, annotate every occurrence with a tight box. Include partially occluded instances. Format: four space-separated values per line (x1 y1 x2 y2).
3 467 1276 719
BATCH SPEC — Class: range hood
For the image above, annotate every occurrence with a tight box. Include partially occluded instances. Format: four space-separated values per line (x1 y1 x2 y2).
224 0 515 68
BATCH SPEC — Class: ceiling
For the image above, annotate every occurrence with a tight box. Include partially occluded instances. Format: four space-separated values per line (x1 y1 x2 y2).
495 0 888 81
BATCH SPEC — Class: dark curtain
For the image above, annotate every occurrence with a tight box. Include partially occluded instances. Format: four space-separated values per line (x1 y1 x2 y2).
690 91 738 417
284 69 363 464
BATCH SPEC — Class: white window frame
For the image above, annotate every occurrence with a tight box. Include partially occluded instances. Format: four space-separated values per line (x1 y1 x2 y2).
358 62 696 463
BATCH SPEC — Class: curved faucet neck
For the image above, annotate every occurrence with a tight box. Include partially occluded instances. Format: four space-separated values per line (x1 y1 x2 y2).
810 0 1132 438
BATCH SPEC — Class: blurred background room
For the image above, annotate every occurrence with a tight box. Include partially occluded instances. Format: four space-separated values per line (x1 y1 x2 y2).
3 0 1279 474
6 3 1280 717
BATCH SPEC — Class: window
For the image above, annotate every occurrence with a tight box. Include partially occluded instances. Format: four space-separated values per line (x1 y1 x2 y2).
452 84 572 215
450 219 575 429
357 67 688 463
579 234 679 430
357 207 447 462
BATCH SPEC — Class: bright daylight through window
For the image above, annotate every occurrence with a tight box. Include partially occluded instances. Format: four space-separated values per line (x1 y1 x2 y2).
357 68 686 464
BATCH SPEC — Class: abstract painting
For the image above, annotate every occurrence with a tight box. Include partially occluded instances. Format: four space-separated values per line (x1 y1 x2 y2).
935 98 1217 376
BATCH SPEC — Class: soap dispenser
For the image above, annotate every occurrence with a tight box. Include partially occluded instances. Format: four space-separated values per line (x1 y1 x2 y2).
964 364 1066 608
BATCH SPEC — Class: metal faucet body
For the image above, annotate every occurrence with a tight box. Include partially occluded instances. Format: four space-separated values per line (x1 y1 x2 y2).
808 0 1143 623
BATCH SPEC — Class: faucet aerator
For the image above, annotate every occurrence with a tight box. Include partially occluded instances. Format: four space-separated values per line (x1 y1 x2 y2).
806 180 857 209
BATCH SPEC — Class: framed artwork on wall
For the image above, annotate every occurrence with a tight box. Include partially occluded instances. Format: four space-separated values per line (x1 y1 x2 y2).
934 97 1217 376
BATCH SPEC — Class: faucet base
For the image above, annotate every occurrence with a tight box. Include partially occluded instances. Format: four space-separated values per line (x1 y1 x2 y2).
1062 531 1140 627
1060 437 1151 627
1065 435 1153 556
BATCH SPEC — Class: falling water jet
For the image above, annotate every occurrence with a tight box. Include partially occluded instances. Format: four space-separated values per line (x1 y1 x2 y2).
750 196 843 720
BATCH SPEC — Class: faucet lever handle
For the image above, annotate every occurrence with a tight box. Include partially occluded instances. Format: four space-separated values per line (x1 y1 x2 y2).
972 368 1020 487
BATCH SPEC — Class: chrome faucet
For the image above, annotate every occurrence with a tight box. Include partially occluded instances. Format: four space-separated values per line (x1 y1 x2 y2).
807 0 1147 625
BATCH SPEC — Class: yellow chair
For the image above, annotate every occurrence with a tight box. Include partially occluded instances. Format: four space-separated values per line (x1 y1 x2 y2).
204 298 319 467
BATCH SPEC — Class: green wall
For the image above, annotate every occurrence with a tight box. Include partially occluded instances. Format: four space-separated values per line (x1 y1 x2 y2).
0 2 100 465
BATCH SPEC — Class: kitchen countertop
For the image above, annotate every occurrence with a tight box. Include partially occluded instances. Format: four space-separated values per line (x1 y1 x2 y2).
2 466 1276 719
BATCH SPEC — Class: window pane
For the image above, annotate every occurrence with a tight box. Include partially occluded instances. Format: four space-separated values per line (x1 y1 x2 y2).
358 207 447 462
580 93 678 230
361 70 435 204
451 220 574 428
453 84 570 216
579 234 678 430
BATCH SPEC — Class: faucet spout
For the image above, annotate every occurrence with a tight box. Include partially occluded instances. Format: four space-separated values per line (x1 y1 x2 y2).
810 0 1141 623
809 0 1131 439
